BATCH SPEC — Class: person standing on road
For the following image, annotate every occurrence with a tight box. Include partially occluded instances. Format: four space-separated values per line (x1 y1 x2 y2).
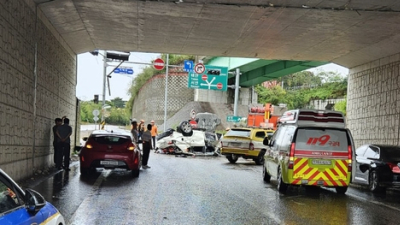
150 120 158 150
138 119 145 140
141 124 152 169
131 119 139 147
56 118 72 171
52 118 63 166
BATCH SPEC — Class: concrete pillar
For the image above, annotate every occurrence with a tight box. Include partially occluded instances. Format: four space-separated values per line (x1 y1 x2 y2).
347 53 400 148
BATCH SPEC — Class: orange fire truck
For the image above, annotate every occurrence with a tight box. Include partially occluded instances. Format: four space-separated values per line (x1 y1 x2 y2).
247 103 287 130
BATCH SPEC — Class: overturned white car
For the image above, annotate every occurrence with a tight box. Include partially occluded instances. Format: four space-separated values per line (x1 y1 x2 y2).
156 121 221 156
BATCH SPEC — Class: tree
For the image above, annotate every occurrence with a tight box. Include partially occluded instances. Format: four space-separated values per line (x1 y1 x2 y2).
334 97 347 116
110 97 125 108
282 71 322 88
256 70 348 110
255 85 287 105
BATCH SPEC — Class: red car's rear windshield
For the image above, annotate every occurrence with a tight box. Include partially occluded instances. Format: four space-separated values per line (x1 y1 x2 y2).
90 135 131 145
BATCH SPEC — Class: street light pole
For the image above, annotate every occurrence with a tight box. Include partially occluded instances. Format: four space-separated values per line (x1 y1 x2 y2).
163 54 169 132
102 50 107 122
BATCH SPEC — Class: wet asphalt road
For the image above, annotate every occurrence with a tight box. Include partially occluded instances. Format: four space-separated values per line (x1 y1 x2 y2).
25 153 400 225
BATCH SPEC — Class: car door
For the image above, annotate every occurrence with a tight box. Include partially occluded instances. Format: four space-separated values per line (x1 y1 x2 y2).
364 146 380 183
0 174 44 225
354 145 369 184
253 130 266 151
267 126 286 178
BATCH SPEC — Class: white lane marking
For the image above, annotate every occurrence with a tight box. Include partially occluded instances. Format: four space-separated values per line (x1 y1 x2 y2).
68 170 111 224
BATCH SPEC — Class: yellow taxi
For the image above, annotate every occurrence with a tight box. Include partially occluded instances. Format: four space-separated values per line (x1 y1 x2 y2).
220 128 273 165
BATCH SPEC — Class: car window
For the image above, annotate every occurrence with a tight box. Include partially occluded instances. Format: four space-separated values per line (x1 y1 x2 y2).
356 145 368 157
364 146 379 159
255 131 266 139
225 129 251 138
205 133 216 142
272 126 286 148
279 126 295 151
380 146 400 161
91 135 131 144
0 179 21 214
295 128 349 151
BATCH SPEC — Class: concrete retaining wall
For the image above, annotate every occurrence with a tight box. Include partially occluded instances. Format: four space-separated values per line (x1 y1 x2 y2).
308 99 345 110
0 0 77 180
347 53 400 148
131 68 254 132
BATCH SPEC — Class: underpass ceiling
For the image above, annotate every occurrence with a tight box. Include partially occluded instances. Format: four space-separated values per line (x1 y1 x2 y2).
36 0 400 68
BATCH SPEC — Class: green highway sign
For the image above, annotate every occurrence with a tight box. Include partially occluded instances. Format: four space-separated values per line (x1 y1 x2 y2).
188 65 228 91
227 115 242 122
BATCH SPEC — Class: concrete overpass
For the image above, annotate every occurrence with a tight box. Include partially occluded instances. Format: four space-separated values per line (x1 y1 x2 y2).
1 0 400 180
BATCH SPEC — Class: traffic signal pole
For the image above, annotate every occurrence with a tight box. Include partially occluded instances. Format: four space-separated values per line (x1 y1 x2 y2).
163 54 169 132
233 68 240 116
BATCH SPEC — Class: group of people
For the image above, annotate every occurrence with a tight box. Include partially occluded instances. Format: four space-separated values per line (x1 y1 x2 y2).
52 117 73 171
131 119 158 169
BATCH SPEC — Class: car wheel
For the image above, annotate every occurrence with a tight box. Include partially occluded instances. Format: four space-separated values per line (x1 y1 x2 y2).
226 154 238 163
132 169 140 178
80 167 92 176
254 156 264 165
335 186 348 194
277 167 288 193
369 170 381 192
263 164 271 182
178 121 193 137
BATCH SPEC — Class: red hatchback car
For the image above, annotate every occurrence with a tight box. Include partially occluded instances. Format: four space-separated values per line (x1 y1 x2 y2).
79 130 141 177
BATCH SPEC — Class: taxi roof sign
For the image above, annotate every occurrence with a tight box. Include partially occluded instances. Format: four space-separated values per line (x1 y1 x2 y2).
278 109 346 128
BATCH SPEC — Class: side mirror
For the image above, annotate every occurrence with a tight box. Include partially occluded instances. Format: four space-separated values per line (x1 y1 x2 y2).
24 189 46 214
263 137 269 146
83 137 88 141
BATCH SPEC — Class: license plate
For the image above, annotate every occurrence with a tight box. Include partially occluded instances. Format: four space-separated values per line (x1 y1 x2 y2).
100 161 119 166
230 142 241 147
312 159 331 165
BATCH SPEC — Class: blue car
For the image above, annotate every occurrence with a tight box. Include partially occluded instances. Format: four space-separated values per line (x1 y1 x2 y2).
0 168 65 225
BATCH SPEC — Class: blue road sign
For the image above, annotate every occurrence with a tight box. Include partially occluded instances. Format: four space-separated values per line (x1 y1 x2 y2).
113 67 133 75
184 60 194 72
188 65 228 91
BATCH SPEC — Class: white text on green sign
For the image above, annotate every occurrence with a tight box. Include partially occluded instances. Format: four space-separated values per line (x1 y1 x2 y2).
188 65 228 91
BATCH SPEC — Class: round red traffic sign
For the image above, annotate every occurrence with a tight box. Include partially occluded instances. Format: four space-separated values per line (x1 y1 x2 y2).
194 63 205 74
202 75 208 81
153 58 165 70
217 83 223 89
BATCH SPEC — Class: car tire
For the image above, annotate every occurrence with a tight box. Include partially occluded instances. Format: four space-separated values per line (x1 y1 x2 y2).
80 167 92 176
335 186 348 194
277 167 288 193
369 170 382 192
263 164 271 182
226 154 238 163
178 121 193 137
132 169 140 178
